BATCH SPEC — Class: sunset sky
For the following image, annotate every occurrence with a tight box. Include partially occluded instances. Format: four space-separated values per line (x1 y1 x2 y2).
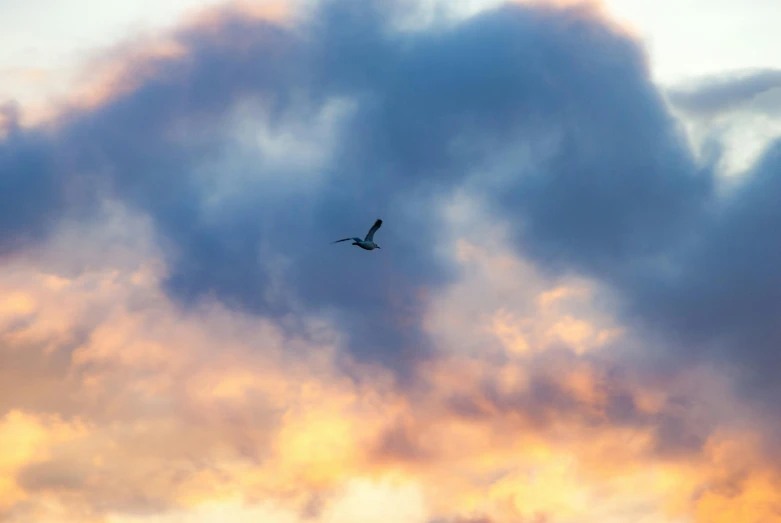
2 1 781 522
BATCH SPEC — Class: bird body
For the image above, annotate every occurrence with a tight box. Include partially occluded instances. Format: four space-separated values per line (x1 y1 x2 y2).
353 240 378 250
332 219 383 250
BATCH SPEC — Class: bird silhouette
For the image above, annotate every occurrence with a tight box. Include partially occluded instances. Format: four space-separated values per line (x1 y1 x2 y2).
332 219 383 250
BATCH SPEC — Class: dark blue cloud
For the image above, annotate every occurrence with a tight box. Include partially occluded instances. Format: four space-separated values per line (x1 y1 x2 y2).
2 0 773 397
0 103 68 255
626 140 781 405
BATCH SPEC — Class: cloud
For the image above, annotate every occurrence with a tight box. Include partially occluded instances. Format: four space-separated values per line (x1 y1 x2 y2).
667 69 781 117
0 103 70 256
626 138 781 407
0 0 710 381
2 0 781 521
1 202 780 522
0 213 381 519
429 516 497 523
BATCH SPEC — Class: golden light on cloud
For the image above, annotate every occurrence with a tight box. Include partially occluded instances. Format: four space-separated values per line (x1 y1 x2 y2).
13 0 293 128
0 411 88 511
275 404 364 487
0 291 36 319
0 215 779 523
0 198 778 523
490 309 531 353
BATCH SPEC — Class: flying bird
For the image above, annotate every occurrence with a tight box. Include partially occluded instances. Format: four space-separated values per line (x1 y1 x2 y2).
332 219 383 250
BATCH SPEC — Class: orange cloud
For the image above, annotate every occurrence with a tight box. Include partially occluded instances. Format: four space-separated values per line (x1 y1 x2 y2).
0 410 87 512
1 188 780 523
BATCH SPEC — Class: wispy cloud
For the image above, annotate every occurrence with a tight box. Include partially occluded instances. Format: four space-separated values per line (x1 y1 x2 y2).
667 69 781 117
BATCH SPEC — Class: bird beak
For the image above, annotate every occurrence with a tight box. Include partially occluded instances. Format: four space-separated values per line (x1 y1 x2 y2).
377 246 381 249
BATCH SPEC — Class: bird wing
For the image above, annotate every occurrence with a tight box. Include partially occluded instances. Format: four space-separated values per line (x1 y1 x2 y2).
364 219 382 241
332 237 360 244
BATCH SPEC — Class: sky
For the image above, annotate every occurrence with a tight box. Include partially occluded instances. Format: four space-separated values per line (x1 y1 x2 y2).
2 1 781 522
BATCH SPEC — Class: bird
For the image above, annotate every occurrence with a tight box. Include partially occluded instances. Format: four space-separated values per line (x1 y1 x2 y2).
332 218 383 250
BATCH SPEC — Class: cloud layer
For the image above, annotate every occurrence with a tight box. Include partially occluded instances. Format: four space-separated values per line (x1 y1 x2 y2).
2 0 781 521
